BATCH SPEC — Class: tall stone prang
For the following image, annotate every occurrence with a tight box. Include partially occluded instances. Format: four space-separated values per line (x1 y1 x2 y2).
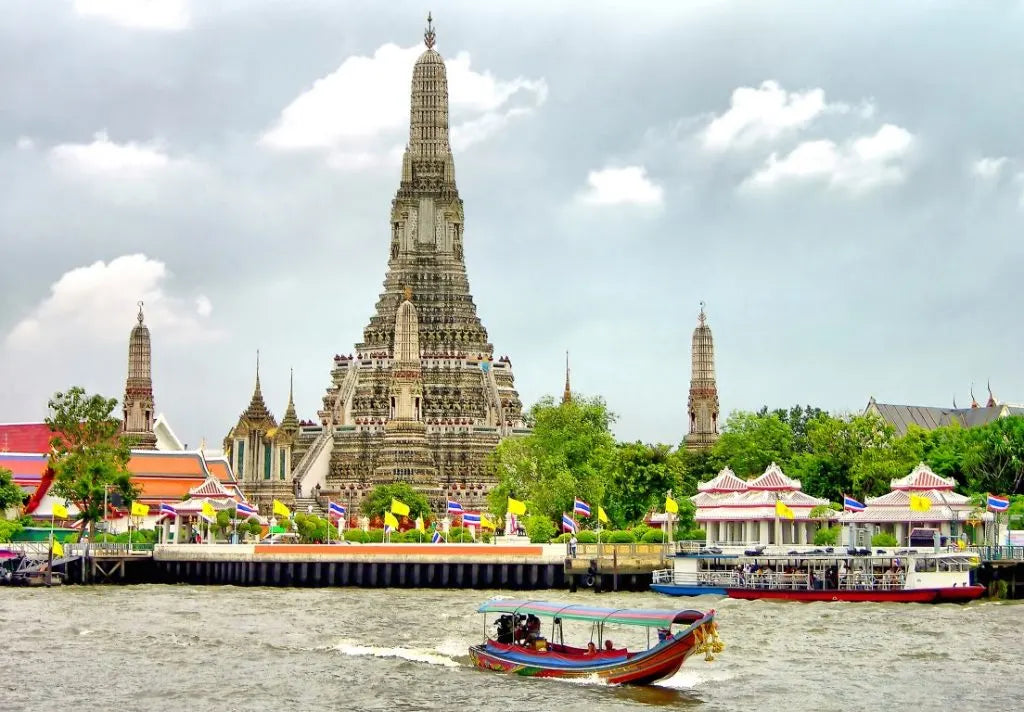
684 303 720 451
287 14 527 511
122 301 157 449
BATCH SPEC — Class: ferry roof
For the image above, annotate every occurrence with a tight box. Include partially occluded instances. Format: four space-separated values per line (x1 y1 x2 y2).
477 599 707 627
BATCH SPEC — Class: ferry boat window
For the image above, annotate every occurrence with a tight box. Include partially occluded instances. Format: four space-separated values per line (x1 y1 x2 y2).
917 559 937 573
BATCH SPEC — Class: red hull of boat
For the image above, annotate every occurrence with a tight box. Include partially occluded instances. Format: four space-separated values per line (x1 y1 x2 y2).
724 585 985 603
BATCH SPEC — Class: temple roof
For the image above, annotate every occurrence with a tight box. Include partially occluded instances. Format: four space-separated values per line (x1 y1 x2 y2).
697 467 747 493
748 462 802 491
280 369 299 433
0 423 53 454
891 462 955 491
188 475 235 499
240 352 277 427
865 397 1024 435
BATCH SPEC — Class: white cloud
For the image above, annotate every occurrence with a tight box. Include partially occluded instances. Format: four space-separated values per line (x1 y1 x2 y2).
972 156 1008 179
15 136 34 151
701 80 842 150
4 254 221 351
260 43 547 166
49 131 184 175
578 166 664 206
743 123 913 193
73 0 190 31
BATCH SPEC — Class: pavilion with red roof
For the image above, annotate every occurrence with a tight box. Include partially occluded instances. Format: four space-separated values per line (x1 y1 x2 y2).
692 464 831 547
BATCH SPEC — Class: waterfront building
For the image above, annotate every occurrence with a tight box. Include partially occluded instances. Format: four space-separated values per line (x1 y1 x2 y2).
693 464 830 546
683 304 719 451
121 301 157 449
223 357 297 515
838 462 989 545
865 386 1023 436
272 15 527 513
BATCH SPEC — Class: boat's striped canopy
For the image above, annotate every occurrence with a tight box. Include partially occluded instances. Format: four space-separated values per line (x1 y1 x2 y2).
476 600 708 628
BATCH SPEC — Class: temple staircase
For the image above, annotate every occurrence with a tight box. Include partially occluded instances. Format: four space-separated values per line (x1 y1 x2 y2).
293 496 327 519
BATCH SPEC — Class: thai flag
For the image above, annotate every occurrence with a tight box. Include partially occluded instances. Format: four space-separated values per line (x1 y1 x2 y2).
328 501 346 520
431 530 443 543
235 501 258 518
159 503 177 517
573 498 591 517
843 495 866 512
462 512 481 526
561 513 577 533
988 494 1010 512
447 500 463 514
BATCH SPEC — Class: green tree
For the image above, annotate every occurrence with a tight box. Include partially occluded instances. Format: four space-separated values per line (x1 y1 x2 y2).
605 442 686 526
46 387 138 539
360 482 431 519
918 423 968 484
0 467 26 512
961 417 1024 495
523 514 556 543
712 411 795 477
488 396 616 520
757 404 826 453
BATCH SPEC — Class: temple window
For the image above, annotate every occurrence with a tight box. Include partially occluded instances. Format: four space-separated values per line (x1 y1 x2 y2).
236 440 245 479
279 449 287 480
263 444 272 480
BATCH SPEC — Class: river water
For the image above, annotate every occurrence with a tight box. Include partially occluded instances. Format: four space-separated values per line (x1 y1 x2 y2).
1 586 1019 711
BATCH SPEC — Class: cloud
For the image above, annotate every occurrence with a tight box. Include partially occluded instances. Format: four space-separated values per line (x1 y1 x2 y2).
743 123 913 193
701 80 846 150
578 166 664 206
49 131 186 175
972 156 1008 179
15 137 34 151
72 0 190 31
260 43 547 166
4 254 221 351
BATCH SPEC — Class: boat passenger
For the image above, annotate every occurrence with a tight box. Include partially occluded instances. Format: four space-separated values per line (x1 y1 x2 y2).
604 640 614 651
586 642 597 655
657 628 671 642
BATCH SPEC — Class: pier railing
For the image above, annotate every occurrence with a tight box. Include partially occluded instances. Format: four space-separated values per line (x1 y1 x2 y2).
968 546 1024 561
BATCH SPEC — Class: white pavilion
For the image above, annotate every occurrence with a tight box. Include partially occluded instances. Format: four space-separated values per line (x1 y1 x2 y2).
838 462 988 545
693 464 830 547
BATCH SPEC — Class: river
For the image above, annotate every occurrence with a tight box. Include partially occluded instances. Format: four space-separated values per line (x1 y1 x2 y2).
1 586 1019 711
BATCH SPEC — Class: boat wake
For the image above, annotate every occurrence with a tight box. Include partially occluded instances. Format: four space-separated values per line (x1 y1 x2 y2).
333 638 463 668
657 666 737 689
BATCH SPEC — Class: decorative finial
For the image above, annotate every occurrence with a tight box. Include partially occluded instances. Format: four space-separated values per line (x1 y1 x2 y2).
137 300 144 324
424 12 436 49
953 395 958 409
256 349 261 386
404 285 413 302
970 383 979 409
698 301 706 326
562 350 571 405
987 379 997 407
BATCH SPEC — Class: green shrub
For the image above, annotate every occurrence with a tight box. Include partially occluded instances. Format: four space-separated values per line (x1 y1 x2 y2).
676 527 706 541
871 532 899 547
630 524 653 541
0 519 24 542
403 529 427 543
65 533 80 544
365 528 385 543
605 530 636 543
481 532 492 543
524 514 556 544
576 531 597 544
814 526 841 546
641 529 665 543
551 532 571 543
343 529 368 543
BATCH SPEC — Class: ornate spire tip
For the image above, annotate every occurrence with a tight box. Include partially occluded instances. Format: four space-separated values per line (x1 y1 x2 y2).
137 300 144 324
404 285 413 302
424 12 436 49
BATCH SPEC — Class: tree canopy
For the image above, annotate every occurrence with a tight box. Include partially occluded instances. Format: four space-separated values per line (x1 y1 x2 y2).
0 467 25 512
360 482 431 520
46 387 137 536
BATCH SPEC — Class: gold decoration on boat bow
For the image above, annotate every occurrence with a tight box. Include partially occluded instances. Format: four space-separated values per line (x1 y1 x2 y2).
693 623 725 662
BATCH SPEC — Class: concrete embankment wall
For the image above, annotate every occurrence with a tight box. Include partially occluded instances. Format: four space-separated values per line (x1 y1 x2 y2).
150 543 573 590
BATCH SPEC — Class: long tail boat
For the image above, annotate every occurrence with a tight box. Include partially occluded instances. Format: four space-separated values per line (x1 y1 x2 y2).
651 548 985 603
468 599 723 686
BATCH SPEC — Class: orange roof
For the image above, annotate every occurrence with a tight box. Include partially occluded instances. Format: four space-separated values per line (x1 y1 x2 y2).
205 458 234 483
127 451 209 477
0 453 49 480
134 476 207 500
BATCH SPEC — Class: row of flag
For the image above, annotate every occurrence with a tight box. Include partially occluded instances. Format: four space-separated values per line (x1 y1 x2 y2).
843 493 1012 513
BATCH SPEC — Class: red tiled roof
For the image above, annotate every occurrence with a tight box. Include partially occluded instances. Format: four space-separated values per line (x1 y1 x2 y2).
747 463 801 491
0 423 53 454
891 463 955 491
698 467 748 493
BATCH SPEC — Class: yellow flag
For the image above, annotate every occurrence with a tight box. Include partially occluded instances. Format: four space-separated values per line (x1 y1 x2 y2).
665 495 679 514
51 539 64 558
415 516 425 531
390 498 410 517
481 515 496 530
52 503 69 519
909 494 932 512
201 501 216 520
775 500 795 519
507 497 527 516
598 506 609 524
384 511 400 530
131 501 150 517
272 499 291 518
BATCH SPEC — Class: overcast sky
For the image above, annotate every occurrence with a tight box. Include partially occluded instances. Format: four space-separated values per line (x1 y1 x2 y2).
1 1 1022 449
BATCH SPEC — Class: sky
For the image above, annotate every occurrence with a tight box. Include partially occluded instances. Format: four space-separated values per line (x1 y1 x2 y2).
1 0 1022 450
